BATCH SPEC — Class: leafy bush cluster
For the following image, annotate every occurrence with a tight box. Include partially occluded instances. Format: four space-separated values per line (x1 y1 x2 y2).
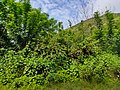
0 0 120 89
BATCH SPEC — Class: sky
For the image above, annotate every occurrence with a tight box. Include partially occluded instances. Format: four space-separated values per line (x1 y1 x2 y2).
30 0 120 29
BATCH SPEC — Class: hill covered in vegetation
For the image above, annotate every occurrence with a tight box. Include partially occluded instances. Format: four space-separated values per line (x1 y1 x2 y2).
0 0 120 90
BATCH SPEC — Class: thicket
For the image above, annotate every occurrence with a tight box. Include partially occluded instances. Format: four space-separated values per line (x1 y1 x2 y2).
0 0 120 89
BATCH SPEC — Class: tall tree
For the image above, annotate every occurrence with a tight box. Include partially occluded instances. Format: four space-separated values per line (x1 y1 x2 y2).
105 10 114 39
0 0 63 50
94 11 103 40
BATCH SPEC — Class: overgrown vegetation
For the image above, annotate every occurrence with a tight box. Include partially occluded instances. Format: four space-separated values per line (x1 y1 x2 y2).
0 0 120 89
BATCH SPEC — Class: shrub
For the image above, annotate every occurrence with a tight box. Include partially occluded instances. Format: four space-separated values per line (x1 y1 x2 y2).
79 53 120 82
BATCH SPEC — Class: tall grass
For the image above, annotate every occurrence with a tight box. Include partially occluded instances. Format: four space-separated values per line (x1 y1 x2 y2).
1 79 120 90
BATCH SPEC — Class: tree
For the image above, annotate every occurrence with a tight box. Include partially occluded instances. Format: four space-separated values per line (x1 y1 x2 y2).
105 10 114 39
94 11 103 40
0 0 63 50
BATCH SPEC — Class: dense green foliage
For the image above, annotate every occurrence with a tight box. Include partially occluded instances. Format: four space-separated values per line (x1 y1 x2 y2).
0 0 120 89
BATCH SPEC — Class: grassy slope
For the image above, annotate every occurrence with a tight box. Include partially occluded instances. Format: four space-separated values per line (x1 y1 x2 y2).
68 13 120 31
66 13 120 39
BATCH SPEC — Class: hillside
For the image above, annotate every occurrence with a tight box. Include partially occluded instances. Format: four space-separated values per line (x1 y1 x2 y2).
68 13 120 31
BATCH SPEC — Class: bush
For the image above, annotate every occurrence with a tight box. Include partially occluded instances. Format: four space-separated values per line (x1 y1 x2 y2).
79 53 120 82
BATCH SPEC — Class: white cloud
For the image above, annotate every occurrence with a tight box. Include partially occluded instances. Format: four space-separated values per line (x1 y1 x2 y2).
93 0 120 13
30 0 120 28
